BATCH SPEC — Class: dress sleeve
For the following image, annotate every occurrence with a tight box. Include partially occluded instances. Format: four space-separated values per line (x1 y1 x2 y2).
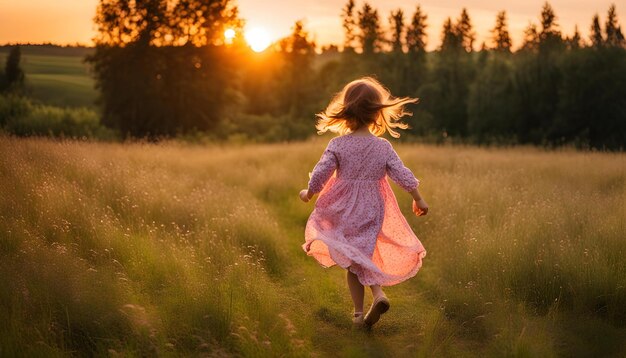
307 142 338 194
386 142 419 192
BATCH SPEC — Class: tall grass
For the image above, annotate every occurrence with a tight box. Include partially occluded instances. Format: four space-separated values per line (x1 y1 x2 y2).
0 136 624 356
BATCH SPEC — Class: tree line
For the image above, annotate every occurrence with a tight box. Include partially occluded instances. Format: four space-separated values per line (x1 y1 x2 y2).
315 1 625 148
72 1 626 148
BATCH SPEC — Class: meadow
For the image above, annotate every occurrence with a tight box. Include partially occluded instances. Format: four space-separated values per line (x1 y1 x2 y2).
0 47 97 108
0 135 624 357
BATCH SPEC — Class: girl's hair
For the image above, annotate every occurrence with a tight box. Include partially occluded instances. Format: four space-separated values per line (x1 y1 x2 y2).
315 77 418 138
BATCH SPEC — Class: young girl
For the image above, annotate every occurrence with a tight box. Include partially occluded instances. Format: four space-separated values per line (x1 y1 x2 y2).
299 77 428 328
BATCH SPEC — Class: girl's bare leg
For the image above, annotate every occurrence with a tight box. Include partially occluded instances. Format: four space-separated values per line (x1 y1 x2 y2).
346 269 364 313
370 284 385 300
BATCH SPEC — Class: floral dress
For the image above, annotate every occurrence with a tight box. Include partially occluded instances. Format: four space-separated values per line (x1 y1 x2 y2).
303 134 427 286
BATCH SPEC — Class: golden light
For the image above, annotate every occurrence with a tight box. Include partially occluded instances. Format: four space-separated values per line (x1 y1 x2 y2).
244 27 271 52
224 28 236 44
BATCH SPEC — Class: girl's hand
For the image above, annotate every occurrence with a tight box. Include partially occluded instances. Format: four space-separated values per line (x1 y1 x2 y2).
412 199 429 216
299 189 311 203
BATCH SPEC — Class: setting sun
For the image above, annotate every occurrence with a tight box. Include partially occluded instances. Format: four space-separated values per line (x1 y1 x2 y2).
224 28 236 44
244 27 271 52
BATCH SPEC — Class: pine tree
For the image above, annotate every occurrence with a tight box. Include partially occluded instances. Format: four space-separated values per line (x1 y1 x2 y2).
440 17 460 51
341 0 357 51
358 3 382 54
566 25 583 49
618 27 626 45
538 2 563 49
491 10 512 52
540 2 559 36
431 15 476 136
404 4 428 99
522 22 539 51
406 5 428 53
590 14 604 47
3 45 25 92
456 8 476 52
277 20 317 134
389 9 405 53
605 4 625 47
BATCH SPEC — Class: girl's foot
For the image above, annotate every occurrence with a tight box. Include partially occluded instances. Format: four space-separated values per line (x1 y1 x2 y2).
364 294 390 327
353 311 364 326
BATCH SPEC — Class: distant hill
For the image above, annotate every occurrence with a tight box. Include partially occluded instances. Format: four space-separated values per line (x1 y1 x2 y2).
0 44 94 57
0 44 97 108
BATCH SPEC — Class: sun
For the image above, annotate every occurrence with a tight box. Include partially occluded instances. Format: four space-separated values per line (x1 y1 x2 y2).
224 28 236 44
244 27 272 52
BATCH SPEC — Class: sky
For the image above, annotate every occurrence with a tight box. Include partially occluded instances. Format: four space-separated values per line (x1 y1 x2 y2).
0 0 623 50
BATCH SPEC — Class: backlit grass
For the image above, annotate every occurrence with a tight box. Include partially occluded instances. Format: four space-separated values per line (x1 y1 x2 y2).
0 136 624 356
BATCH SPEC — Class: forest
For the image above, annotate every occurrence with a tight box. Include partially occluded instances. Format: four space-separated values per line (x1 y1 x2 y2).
1 0 625 149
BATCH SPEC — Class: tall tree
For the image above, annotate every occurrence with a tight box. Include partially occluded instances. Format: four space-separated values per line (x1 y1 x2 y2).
341 0 357 51
539 2 560 37
456 8 476 52
389 9 405 53
491 10 512 52
590 14 604 47
404 4 429 105
566 25 583 49
3 45 25 92
521 22 540 51
440 17 461 52
406 5 428 53
277 21 317 113
383 8 406 95
357 2 383 54
86 0 240 137
605 4 625 47
514 3 563 144
618 28 626 46
428 15 476 136
538 2 563 50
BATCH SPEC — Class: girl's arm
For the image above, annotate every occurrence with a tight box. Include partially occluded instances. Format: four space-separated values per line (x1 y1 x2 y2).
410 187 429 216
300 144 338 202
386 142 428 216
386 144 419 192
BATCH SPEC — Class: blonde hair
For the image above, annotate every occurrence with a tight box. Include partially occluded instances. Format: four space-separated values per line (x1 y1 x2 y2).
315 77 418 138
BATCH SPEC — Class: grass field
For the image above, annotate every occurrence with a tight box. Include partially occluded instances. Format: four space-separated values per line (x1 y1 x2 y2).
0 136 625 357
0 47 97 108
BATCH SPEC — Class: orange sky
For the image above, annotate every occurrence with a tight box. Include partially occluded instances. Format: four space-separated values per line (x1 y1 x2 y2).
0 0 623 50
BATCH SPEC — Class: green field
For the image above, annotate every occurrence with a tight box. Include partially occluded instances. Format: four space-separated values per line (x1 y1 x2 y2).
0 136 625 356
0 47 97 108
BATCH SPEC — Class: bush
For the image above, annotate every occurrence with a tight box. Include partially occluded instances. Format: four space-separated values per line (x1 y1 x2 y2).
0 95 31 127
213 113 313 143
0 94 117 140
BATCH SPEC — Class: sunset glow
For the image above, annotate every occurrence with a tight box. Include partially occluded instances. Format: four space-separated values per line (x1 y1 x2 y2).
0 0 622 50
244 27 272 52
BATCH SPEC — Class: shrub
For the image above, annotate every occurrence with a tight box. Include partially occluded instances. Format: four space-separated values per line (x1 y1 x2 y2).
0 94 117 140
